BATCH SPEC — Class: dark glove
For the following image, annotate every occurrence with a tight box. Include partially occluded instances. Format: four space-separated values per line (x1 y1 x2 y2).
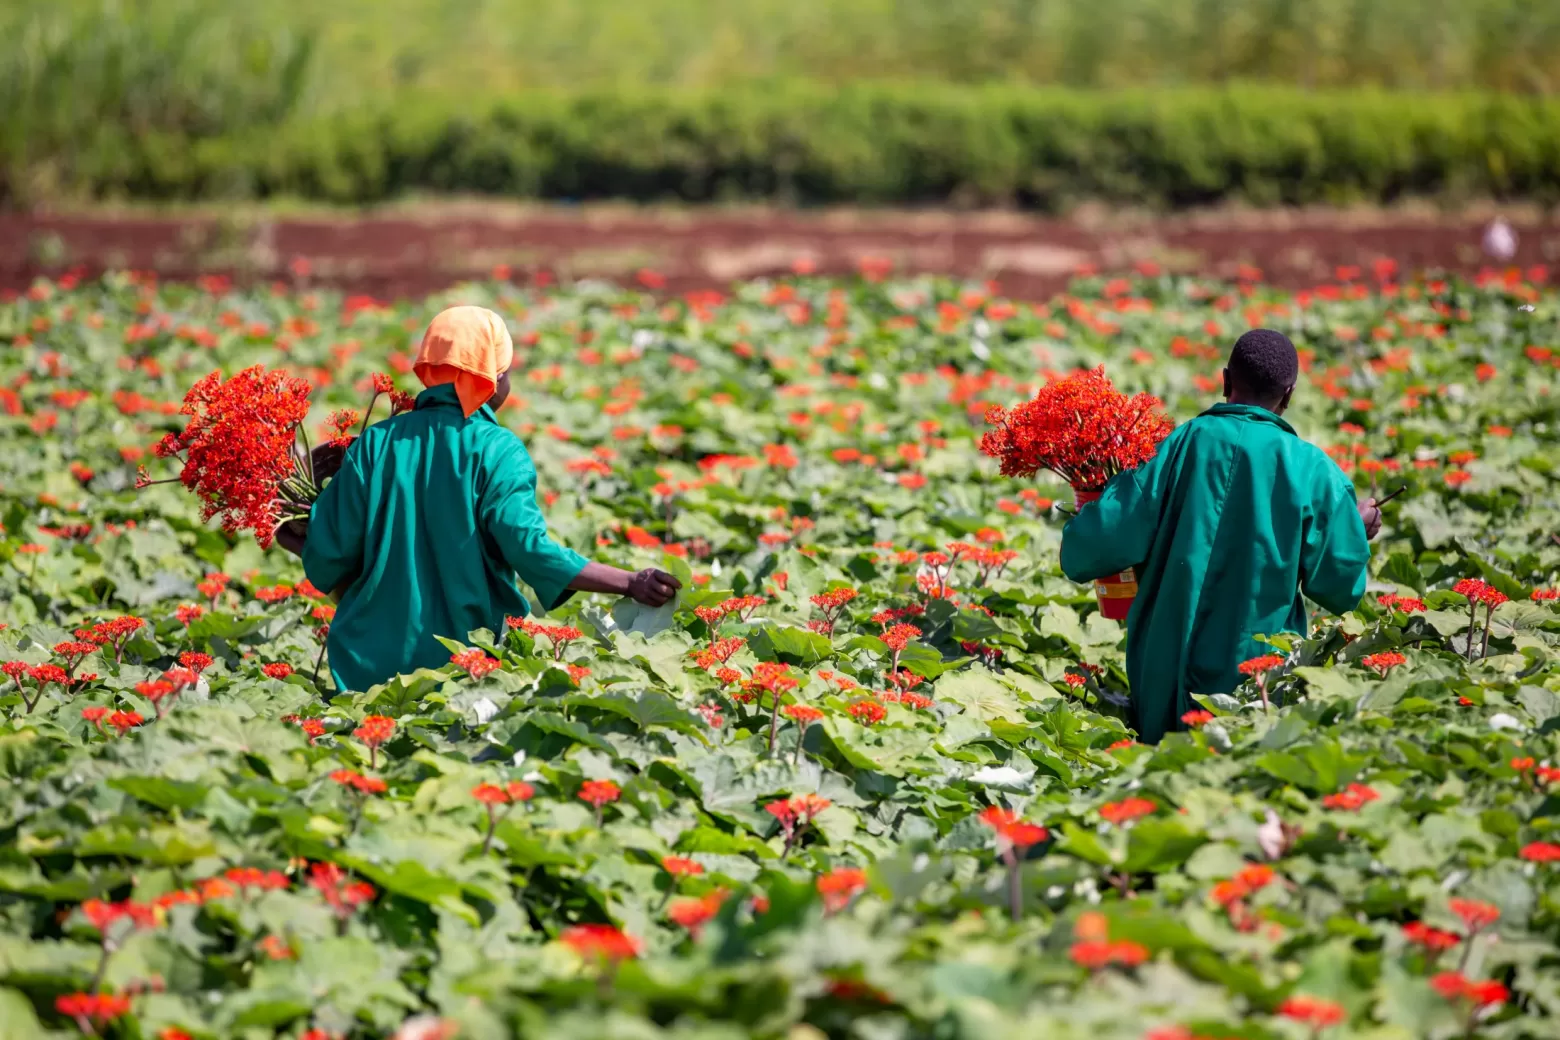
274 518 309 557
627 568 681 606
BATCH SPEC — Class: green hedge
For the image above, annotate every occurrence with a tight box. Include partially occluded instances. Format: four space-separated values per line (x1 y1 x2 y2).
22 85 1560 208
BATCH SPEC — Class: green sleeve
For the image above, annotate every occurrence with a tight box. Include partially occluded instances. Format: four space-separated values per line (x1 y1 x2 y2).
480 435 589 610
302 443 368 594
1299 465 1370 615
1059 442 1173 583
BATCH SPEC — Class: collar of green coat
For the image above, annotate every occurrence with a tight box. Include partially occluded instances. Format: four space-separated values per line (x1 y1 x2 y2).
413 383 497 423
1202 402 1296 435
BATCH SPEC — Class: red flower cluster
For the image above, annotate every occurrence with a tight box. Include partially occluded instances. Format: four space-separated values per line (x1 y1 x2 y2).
848 699 887 725
1360 650 1407 674
1180 709 1215 727
1277 995 1346 1027
1238 654 1285 676
143 366 313 547
56 992 132 1026
450 649 501 679
578 779 621 808
1402 920 1460 951
1431 972 1509 1007
979 366 1173 491
472 781 534 805
1520 841 1560 862
978 806 1048 853
1378 593 1426 613
817 867 868 912
1100 797 1157 825
561 923 641 961
1321 783 1379 811
307 862 376 919
1069 911 1148 970
1448 897 1499 934
330 768 387 795
667 890 727 936
1453 578 1507 606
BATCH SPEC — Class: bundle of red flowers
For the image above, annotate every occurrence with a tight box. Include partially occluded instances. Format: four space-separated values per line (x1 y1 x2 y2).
138 367 405 547
979 366 1174 493
980 368 1172 620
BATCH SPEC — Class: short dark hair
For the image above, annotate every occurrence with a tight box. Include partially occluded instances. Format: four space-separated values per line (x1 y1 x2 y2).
1227 329 1299 399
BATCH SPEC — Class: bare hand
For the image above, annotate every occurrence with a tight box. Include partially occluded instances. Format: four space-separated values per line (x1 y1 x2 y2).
1358 498 1382 541
627 568 681 607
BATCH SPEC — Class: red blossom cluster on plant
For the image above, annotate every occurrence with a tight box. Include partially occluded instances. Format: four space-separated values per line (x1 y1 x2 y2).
450 649 501 679
979 366 1174 492
667 889 727 938
307 862 376 921
1068 911 1149 971
816 867 868 912
808 586 857 635
768 793 831 855
1360 650 1406 675
561 923 641 962
1321 782 1379 811
1378 592 1426 613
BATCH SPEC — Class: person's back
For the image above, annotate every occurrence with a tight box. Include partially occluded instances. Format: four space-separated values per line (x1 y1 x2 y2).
290 305 679 692
1060 330 1379 742
303 383 587 691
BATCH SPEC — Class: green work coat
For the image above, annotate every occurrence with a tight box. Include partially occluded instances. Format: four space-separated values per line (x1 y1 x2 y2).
1059 403 1369 743
303 384 588 692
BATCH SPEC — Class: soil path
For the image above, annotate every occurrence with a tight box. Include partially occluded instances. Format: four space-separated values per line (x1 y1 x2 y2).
2 207 1555 298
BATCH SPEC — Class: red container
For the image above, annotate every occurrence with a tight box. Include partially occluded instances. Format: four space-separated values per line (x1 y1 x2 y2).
1074 489 1137 621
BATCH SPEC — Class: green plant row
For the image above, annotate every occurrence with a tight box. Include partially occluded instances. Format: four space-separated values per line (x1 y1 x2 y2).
13 85 1560 209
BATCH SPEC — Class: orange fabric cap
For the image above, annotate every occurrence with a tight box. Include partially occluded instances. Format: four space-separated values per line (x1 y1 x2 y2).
413 305 515 418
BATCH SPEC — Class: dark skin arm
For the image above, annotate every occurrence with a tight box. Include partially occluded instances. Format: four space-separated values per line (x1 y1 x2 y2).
272 521 678 606
272 375 681 606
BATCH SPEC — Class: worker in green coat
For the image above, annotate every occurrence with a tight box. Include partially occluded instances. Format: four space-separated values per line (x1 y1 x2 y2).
1060 329 1381 742
276 305 680 692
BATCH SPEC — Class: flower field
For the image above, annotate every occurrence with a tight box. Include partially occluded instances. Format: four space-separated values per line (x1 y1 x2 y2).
0 262 1558 1039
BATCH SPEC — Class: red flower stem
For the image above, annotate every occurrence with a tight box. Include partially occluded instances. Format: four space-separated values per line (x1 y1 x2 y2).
1004 849 1022 922
1466 599 1479 661
311 640 328 687
482 805 498 855
297 424 316 487
1481 603 1495 659
767 693 782 755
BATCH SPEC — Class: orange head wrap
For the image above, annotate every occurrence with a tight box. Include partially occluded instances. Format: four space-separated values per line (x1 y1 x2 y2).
413 305 515 418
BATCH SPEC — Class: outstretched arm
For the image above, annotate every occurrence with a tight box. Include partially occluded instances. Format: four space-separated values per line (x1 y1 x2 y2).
482 439 680 607
1299 471 1372 615
569 561 681 606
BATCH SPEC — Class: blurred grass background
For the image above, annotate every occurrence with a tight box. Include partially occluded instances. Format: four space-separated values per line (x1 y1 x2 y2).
4 0 1560 207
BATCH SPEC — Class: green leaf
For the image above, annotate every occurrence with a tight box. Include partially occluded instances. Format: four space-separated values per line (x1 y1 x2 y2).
934 671 1026 723
566 690 707 736
748 623 832 665
1121 819 1207 874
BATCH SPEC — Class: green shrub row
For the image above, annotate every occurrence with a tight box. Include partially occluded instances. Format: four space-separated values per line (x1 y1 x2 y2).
16 85 1560 208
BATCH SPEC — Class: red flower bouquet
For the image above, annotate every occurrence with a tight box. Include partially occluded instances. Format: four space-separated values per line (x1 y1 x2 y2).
978 366 1173 492
138 367 408 547
980 367 1173 620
